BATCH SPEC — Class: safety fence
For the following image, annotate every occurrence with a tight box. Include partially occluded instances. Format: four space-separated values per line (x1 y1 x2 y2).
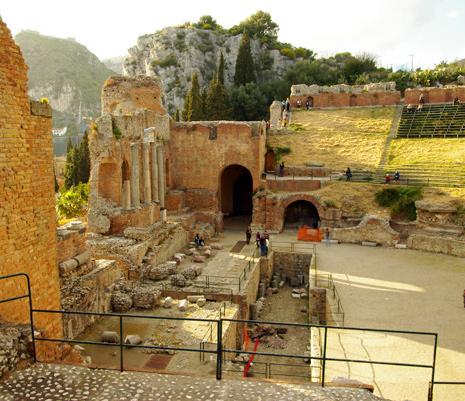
0 273 455 400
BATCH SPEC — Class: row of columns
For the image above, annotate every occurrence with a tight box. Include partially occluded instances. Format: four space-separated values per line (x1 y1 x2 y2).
127 142 165 210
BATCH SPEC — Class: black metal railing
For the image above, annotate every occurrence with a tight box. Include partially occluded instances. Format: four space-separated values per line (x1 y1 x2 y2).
0 272 453 400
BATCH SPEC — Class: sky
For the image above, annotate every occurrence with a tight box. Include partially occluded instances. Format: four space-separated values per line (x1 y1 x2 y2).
1 0 465 69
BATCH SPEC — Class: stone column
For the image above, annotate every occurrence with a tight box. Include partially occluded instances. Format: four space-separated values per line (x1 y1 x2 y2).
150 142 159 203
121 180 131 210
130 143 140 208
156 145 165 208
269 100 282 130
142 142 151 204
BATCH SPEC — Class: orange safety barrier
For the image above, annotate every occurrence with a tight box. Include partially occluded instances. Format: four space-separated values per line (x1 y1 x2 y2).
243 338 260 377
297 226 322 242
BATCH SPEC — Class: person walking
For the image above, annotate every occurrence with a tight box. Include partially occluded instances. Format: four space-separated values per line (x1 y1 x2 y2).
255 232 261 248
324 228 330 247
345 167 352 181
246 226 252 245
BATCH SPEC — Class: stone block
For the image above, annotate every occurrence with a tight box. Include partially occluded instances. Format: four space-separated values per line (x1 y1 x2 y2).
162 297 173 308
111 292 132 312
124 335 142 345
362 241 377 247
193 255 206 263
196 298 206 307
187 295 204 303
101 331 120 343
178 299 188 311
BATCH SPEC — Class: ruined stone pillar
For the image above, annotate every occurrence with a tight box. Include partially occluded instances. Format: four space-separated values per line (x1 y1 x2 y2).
121 180 131 210
156 145 165 208
150 142 159 203
130 143 140 208
269 100 282 130
142 142 151 204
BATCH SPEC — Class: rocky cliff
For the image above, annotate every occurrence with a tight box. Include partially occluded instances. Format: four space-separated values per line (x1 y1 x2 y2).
15 31 115 130
123 27 299 113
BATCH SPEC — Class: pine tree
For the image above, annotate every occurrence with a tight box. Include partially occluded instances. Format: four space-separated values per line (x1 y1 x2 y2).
218 52 225 85
234 31 256 86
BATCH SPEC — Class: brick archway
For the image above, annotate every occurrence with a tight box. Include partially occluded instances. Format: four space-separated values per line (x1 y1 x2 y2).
280 194 323 232
220 164 253 216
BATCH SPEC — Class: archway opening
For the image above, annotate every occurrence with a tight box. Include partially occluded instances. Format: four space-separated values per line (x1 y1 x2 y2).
221 164 253 228
284 200 320 229
349 94 357 107
307 96 314 108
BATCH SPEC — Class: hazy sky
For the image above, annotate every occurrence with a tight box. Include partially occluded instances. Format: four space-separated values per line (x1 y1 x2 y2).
2 0 465 69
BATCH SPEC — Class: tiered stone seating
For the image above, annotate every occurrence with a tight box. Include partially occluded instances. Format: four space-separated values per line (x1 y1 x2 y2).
397 104 465 138
384 162 465 187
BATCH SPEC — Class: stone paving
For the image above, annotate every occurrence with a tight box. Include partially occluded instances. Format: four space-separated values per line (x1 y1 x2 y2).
0 364 389 401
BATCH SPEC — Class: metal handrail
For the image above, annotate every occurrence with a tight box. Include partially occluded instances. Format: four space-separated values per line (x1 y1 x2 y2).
0 273 443 398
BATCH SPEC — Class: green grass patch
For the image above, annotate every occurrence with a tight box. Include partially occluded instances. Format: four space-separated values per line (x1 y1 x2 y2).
375 186 422 221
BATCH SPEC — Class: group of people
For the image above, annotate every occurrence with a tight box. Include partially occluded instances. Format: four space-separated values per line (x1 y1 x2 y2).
384 171 400 184
245 226 269 256
407 94 461 113
296 98 312 110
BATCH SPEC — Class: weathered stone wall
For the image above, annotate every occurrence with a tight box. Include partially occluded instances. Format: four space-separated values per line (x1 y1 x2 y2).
405 86 465 104
259 251 274 287
273 251 311 286
88 76 170 236
0 324 32 378
415 201 464 234
290 82 400 108
266 179 321 192
0 20 62 347
331 215 400 246
407 234 465 258
168 121 267 211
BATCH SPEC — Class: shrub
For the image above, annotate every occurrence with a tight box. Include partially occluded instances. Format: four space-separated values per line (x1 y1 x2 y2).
56 183 89 219
112 118 122 139
280 47 296 60
375 186 422 221
323 199 337 208
39 97 49 104
273 146 291 161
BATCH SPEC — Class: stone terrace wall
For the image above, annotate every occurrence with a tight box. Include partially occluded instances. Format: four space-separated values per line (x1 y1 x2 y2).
405 86 465 104
168 121 267 212
0 19 62 346
290 82 400 108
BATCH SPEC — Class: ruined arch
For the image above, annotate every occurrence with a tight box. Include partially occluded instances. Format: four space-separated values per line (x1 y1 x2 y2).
98 161 120 204
281 195 322 231
220 164 253 216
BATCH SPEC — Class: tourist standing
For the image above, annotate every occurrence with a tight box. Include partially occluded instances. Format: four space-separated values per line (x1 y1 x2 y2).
279 162 285 177
256 232 261 248
246 226 252 245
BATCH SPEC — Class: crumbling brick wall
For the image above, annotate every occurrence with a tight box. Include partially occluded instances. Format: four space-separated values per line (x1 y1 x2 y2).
0 19 62 347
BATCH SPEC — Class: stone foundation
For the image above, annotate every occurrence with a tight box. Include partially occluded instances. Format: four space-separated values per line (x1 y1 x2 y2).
0 324 32 378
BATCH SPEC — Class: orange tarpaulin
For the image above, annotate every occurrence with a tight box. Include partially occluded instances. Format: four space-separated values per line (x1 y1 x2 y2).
297 226 322 242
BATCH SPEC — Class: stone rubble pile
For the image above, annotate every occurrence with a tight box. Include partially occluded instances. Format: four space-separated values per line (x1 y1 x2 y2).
0 325 33 378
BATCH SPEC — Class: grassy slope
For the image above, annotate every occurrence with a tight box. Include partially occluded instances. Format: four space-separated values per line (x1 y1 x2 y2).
387 138 465 165
268 107 396 171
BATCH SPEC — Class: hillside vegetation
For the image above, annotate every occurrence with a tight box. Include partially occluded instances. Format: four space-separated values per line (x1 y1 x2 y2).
268 107 396 171
15 31 115 132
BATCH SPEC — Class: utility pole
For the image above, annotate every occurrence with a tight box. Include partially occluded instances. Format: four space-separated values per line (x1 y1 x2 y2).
409 54 414 71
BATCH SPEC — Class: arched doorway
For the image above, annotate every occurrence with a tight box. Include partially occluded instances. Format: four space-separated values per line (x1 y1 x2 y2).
265 149 276 172
220 165 253 227
349 94 357 107
284 200 320 229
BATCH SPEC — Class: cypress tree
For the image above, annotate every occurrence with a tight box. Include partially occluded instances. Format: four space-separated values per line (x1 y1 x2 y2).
218 52 225 85
206 75 230 120
64 145 77 189
78 130 90 183
190 73 203 121
234 31 256 86
175 109 180 122
182 73 203 121
200 88 208 120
